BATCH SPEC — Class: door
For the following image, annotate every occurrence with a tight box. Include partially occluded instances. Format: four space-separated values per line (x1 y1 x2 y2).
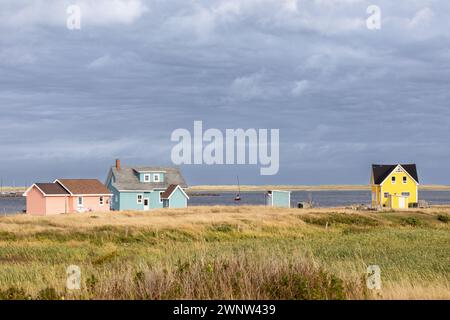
143 198 150 211
398 197 406 209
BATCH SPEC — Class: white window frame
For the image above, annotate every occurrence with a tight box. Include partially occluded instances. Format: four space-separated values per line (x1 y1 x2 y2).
77 196 83 207
403 176 407 184
143 174 151 182
99 196 104 206
391 176 396 184
153 174 160 182
137 194 143 204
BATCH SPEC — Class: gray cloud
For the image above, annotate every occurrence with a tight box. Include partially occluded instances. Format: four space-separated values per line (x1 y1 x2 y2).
1 0 450 185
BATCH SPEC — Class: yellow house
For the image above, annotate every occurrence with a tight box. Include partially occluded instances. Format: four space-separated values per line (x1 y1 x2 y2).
371 164 419 209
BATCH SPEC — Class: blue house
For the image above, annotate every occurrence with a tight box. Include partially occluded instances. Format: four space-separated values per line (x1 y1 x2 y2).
105 159 189 211
265 190 291 208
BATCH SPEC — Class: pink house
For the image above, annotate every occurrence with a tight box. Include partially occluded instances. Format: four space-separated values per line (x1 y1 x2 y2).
23 179 112 216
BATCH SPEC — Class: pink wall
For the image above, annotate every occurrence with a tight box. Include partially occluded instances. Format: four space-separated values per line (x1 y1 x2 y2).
68 195 111 213
26 186 46 216
26 186 111 215
45 196 68 215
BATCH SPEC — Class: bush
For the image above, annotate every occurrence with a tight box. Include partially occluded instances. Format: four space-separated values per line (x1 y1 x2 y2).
37 287 61 300
437 215 449 223
401 217 421 227
0 287 29 300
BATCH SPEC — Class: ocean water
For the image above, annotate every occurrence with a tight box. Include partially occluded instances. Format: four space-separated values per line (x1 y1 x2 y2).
2 190 450 215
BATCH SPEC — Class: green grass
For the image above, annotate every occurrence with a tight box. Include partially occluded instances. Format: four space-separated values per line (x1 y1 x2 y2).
0 206 448 299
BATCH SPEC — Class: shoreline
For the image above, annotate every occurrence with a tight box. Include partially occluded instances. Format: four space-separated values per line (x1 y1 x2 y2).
3 184 450 193
188 184 450 192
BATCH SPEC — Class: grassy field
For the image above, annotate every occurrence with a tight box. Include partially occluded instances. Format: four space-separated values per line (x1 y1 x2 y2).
0 206 449 300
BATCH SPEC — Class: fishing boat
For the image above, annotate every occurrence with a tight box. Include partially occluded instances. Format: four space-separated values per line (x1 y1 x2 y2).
234 176 241 201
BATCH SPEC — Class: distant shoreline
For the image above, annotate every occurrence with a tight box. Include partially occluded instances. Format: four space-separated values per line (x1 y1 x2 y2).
188 184 450 192
3 184 450 193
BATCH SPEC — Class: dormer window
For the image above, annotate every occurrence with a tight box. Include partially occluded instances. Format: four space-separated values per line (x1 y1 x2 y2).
153 174 160 182
143 174 151 182
391 176 396 184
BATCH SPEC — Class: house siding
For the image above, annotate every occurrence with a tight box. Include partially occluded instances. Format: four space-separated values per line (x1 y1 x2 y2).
45 197 68 215
118 190 164 210
372 166 418 209
26 186 47 216
271 191 291 208
108 182 121 211
138 172 165 183
168 188 188 208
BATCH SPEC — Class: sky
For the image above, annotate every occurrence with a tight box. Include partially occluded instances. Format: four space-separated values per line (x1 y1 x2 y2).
1 0 450 186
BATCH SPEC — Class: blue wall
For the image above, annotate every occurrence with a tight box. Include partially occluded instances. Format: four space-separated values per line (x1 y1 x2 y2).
138 172 165 183
271 191 290 208
168 188 188 208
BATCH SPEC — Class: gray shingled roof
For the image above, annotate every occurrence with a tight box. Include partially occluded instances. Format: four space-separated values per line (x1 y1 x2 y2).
109 166 187 191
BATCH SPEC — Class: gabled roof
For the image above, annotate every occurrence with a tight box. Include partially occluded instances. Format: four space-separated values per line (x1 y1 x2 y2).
107 166 187 191
56 179 111 195
35 183 70 195
372 164 419 185
160 184 189 200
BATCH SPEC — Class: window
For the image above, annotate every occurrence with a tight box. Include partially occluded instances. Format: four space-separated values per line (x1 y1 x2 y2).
384 192 390 198
77 197 83 206
137 194 143 204
403 176 407 184
99 196 104 206
153 174 160 182
391 176 396 184
115 195 118 203
159 191 164 203
143 174 151 182
401 192 410 197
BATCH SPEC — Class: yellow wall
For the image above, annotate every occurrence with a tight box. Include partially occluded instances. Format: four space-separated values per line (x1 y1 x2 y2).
372 169 418 209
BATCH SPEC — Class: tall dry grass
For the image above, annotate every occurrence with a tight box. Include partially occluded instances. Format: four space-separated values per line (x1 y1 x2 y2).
0 206 449 300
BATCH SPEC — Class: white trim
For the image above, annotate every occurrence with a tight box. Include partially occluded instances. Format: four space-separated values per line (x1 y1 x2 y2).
162 185 190 200
143 174 151 182
288 191 291 208
22 184 70 197
53 179 74 195
77 196 84 207
99 196 104 206
143 198 150 211
379 165 419 186
153 173 160 182
137 194 143 204
391 176 396 184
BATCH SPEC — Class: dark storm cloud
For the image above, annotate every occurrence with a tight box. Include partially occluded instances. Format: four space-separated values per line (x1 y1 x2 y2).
0 0 449 185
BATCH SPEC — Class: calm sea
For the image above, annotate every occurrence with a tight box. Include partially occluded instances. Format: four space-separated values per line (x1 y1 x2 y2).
2 190 450 215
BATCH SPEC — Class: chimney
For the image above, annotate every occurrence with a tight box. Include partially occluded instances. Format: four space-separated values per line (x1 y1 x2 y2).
115 159 121 170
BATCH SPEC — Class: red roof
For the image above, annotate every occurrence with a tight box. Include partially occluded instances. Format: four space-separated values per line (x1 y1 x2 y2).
161 184 179 199
35 183 70 195
57 179 111 195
